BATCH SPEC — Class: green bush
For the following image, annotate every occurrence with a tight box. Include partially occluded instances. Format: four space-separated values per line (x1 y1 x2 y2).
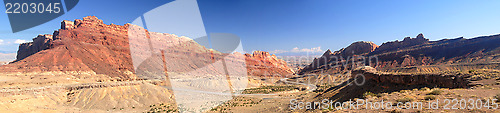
469 69 477 73
363 92 377 98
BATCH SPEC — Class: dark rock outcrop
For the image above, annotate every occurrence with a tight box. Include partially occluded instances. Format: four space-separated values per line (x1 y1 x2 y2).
312 66 473 105
351 66 469 88
16 34 53 61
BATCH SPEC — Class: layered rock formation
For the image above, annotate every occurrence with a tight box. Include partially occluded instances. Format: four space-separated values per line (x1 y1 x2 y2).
2 16 134 79
0 16 293 80
299 33 500 75
351 66 469 88
244 51 294 77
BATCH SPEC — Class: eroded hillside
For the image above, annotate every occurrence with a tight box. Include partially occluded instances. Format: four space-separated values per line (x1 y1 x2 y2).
299 33 500 75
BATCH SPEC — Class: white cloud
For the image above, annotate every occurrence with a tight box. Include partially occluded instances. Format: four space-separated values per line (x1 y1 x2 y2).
270 46 323 54
290 46 322 53
14 39 27 44
269 49 288 54
0 39 4 45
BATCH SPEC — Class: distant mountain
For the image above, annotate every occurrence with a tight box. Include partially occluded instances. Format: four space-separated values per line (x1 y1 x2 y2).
0 53 16 63
299 33 500 74
0 50 16 54
272 52 323 56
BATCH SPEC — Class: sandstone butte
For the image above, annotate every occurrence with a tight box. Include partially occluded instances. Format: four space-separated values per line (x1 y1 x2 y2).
0 16 294 80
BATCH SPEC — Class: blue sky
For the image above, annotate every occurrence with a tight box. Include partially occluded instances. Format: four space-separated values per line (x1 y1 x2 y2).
0 0 500 56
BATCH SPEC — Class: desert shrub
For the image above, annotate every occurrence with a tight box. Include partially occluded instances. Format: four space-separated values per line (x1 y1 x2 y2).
469 69 477 73
390 109 403 113
147 103 177 113
424 95 436 100
363 92 377 98
376 93 385 98
242 85 298 94
396 97 414 103
419 87 430 91
427 89 443 95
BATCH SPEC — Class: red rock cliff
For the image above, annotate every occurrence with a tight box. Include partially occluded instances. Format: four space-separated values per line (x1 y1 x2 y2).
1 16 293 79
244 51 294 77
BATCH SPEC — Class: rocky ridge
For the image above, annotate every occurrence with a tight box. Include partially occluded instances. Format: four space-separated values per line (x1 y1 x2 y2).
0 16 293 80
299 41 379 74
299 33 500 75
245 51 294 77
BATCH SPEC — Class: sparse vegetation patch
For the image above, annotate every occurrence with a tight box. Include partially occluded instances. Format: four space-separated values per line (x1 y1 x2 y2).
362 92 377 98
146 103 177 113
242 85 299 94
210 97 262 112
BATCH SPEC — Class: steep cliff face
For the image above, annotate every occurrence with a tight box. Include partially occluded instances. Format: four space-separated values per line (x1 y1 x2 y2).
3 16 134 79
16 34 53 61
299 33 500 75
244 51 294 77
1 16 292 79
